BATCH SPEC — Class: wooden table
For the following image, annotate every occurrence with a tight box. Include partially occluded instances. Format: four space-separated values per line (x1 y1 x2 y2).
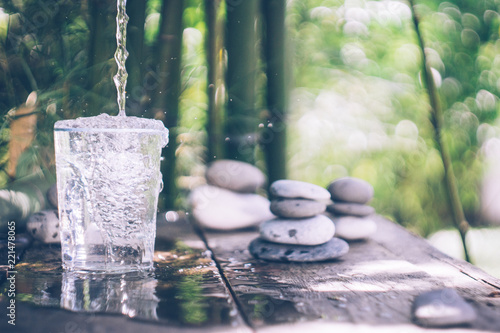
1 214 500 332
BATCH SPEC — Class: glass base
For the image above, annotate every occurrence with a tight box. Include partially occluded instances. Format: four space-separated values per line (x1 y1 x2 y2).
62 245 154 274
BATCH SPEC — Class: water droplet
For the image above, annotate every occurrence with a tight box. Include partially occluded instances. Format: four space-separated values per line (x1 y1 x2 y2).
165 211 179 222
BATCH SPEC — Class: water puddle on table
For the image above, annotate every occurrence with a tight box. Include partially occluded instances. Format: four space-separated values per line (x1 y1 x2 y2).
0 240 239 327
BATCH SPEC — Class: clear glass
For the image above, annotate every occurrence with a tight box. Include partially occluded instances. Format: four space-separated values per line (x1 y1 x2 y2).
54 124 166 273
61 271 159 319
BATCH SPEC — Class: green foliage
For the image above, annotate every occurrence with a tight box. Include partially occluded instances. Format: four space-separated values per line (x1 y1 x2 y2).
0 0 499 237
287 0 500 236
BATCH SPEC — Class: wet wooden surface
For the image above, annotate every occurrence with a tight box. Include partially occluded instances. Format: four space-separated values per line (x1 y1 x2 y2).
0 214 250 333
1 214 500 332
204 215 500 332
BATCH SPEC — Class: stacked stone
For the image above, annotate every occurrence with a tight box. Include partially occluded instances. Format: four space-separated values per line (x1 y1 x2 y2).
249 180 349 262
326 177 377 241
189 160 274 230
26 184 61 244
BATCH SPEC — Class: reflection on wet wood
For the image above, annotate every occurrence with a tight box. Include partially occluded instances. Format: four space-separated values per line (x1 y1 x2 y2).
203 216 500 332
3 215 500 332
0 215 250 333
0 234 32 286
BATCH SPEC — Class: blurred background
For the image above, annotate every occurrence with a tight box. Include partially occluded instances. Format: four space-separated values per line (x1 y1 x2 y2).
0 0 499 276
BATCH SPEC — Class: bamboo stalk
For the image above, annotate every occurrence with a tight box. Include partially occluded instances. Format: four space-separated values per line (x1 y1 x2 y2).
155 0 185 210
204 0 225 161
409 0 471 262
126 0 146 115
87 0 115 117
225 0 259 163
262 0 288 183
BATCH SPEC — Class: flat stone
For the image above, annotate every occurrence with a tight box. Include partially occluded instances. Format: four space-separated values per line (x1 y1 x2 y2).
249 237 349 262
270 198 326 218
26 210 60 243
412 288 477 327
189 185 274 230
270 179 330 201
331 216 377 241
327 203 375 217
260 215 335 246
46 184 58 208
206 159 266 193
328 177 374 204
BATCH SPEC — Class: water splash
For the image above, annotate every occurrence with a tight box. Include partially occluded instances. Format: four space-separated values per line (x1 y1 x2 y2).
114 0 129 117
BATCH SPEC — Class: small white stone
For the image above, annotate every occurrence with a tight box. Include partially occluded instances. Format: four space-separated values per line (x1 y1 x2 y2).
270 179 330 201
189 185 274 230
260 215 335 246
331 216 377 241
206 159 266 193
27 210 60 243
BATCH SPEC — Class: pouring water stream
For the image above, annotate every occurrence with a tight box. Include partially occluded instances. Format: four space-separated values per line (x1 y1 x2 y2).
114 0 129 117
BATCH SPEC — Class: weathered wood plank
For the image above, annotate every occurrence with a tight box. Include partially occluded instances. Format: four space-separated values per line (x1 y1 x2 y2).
0 215 251 333
202 216 500 332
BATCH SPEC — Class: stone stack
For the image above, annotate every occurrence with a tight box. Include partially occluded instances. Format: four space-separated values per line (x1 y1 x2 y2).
249 180 349 262
326 177 377 241
189 160 274 230
26 184 61 244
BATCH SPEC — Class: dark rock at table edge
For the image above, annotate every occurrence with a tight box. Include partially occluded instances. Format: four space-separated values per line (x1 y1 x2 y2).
412 288 477 328
248 237 349 262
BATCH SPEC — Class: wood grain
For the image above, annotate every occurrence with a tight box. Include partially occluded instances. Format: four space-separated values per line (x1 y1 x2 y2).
202 216 500 332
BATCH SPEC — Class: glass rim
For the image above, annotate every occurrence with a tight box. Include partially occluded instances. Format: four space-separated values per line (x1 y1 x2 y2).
54 127 167 134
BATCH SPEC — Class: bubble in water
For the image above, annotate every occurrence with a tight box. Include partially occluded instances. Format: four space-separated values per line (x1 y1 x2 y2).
165 211 179 222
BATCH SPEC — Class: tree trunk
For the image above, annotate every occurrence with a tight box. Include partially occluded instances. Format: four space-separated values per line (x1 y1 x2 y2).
205 0 225 162
7 92 38 178
262 0 288 184
225 0 259 163
126 0 146 116
155 0 185 210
